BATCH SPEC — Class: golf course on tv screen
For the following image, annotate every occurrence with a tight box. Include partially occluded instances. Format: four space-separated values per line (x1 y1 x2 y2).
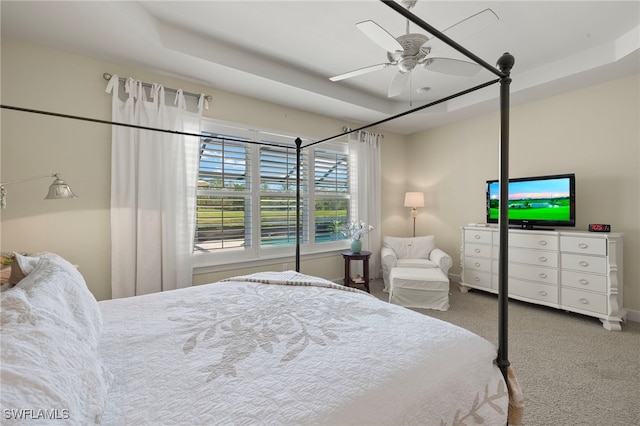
487 177 572 222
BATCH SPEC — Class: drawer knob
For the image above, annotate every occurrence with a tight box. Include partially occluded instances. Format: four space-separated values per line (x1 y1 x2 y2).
539 256 548 263
474 248 481 253
579 243 588 249
579 278 589 285
474 277 481 282
579 260 589 267
539 273 547 279
474 235 481 239
538 290 548 296
538 240 547 246
579 298 589 305
474 262 481 267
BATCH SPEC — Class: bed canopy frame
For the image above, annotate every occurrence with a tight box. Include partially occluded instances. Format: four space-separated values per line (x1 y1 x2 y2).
1 0 514 382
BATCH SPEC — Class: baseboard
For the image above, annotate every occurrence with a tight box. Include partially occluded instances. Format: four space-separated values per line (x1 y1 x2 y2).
625 309 640 323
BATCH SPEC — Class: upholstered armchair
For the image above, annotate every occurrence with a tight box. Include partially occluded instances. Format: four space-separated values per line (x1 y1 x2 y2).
381 235 453 291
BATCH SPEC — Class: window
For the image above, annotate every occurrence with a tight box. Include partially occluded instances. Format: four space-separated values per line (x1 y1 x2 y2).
259 144 307 246
194 132 251 252
314 148 349 243
194 122 351 265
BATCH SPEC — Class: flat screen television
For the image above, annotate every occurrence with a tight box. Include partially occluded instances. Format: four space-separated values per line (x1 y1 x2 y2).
486 173 576 229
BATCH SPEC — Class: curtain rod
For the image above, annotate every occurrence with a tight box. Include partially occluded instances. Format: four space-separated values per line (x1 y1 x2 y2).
102 73 213 103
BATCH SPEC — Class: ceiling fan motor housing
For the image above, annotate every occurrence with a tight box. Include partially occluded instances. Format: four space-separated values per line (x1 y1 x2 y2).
387 34 429 72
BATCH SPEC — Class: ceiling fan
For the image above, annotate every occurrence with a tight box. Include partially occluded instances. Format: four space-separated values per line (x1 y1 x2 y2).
330 0 498 98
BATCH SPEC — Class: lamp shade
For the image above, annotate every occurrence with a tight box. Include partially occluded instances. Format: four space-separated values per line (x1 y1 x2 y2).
404 192 424 208
45 176 77 200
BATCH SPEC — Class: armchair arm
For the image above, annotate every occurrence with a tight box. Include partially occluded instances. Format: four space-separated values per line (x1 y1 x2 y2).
429 248 453 274
381 247 398 269
380 247 398 291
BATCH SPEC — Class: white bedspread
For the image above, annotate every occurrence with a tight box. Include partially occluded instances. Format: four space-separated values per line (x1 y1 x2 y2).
98 271 507 425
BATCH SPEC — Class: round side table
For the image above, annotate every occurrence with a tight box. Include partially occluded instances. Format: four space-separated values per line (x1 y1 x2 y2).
341 250 371 293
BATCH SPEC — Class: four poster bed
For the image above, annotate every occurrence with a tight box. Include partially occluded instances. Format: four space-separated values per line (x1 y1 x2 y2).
1 1 522 425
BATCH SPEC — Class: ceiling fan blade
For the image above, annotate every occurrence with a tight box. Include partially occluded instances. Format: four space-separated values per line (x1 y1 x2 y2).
424 57 482 77
356 20 403 53
388 72 410 97
330 63 390 82
426 9 498 52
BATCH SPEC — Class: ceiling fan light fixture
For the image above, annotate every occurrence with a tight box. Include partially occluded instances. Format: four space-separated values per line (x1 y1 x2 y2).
398 57 418 73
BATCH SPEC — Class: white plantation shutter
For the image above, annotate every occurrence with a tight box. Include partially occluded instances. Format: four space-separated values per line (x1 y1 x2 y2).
314 148 349 242
195 134 251 251
259 144 307 246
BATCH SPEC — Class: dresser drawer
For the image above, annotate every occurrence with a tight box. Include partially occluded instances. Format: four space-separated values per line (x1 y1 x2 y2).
510 278 558 305
465 229 493 244
561 288 607 315
464 256 492 273
561 270 607 293
560 236 606 256
561 253 607 274
510 248 558 268
463 269 493 289
509 232 558 250
509 263 558 285
465 243 492 258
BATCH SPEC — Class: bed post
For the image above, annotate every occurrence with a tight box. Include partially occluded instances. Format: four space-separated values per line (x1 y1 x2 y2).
295 137 302 272
496 52 515 380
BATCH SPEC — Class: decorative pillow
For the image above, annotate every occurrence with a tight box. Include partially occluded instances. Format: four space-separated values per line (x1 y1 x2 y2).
383 235 436 260
7 253 41 286
0 253 112 424
0 266 10 287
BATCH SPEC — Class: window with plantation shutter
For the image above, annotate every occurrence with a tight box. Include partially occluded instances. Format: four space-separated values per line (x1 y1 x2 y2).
259 142 307 247
193 120 353 266
195 133 251 252
314 148 349 243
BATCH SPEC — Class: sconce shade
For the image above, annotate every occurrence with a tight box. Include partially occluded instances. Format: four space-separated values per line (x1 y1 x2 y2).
0 173 77 208
45 176 77 200
404 192 424 208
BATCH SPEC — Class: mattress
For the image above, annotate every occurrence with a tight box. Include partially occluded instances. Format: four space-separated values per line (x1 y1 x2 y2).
98 271 508 425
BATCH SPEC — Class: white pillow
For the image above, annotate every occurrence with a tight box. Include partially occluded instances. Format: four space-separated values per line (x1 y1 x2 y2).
0 254 112 424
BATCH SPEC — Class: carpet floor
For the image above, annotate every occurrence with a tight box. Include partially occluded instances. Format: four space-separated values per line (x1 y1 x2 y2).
369 278 640 426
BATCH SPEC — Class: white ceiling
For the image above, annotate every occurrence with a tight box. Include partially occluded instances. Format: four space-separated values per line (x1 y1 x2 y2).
1 1 639 135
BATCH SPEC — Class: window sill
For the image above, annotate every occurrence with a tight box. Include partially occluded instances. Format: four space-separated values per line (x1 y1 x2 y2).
193 246 348 276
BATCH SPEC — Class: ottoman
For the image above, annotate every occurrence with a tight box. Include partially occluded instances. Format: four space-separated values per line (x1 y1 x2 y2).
389 267 450 311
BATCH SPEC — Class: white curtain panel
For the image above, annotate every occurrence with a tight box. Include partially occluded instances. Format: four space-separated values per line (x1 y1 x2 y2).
349 130 383 278
106 76 203 298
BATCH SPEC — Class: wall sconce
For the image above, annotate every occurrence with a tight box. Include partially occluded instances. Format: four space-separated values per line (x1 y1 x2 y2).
404 191 424 237
0 173 77 209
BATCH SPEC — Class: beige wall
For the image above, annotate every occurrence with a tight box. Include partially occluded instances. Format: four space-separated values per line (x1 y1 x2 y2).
2 39 639 316
0 39 403 300
405 73 640 313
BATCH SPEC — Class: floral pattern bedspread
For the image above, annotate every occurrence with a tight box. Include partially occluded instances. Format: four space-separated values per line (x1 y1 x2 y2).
98 271 507 425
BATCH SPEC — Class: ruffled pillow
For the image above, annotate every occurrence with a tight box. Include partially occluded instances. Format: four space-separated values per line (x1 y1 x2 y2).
0 253 112 424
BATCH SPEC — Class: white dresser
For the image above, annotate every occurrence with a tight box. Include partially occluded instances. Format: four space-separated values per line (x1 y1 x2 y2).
461 226 625 330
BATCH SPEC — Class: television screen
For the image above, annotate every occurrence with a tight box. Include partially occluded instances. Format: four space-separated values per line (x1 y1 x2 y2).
486 173 575 228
